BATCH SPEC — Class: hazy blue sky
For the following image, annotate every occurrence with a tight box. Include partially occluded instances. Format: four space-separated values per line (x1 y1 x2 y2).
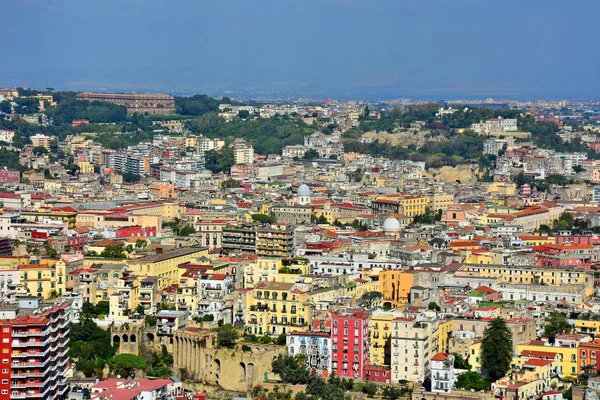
1 0 599 99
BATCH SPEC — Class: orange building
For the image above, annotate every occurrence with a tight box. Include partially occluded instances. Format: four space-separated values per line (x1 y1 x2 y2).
380 270 413 307
150 182 177 199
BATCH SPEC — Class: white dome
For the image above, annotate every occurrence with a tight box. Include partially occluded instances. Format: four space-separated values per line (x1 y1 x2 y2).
297 184 311 196
383 217 401 232
337 174 348 183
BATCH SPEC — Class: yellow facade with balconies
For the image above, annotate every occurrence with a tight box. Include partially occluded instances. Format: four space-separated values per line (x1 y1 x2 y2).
244 280 311 336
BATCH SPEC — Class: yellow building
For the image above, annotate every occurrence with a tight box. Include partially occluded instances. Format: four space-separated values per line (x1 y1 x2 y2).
17 264 56 298
468 339 482 371
130 247 209 289
244 280 311 336
369 310 396 366
379 269 413 307
488 181 517 196
518 235 555 246
78 161 95 174
456 264 594 297
431 189 454 212
517 342 579 377
437 320 453 354
575 319 600 338
244 258 310 288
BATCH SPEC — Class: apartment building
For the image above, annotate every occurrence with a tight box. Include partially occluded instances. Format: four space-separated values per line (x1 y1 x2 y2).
331 310 369 379
390 318 435 384
256 225 294 257
245 281 311 336
0 303 70 400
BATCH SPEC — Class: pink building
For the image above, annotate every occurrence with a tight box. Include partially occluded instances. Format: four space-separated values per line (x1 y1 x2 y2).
534 243 593 269
331 310 370 379
0 169 20 184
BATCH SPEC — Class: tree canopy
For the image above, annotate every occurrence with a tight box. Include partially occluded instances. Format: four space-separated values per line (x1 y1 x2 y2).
357 291 383 308
481 317 513 381
544 310 571 342
108 353 148 379
216 323 239 348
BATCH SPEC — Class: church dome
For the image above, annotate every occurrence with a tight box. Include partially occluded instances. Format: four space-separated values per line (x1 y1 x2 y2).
297 184 311 197
337 173 348 183
382 217 401 232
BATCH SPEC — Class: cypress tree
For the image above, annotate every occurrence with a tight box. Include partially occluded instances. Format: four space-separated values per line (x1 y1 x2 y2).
481 317 513 381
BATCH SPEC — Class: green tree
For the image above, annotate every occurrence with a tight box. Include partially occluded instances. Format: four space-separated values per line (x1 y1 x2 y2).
455 371 491 391
361 382 377 397
381 386 404 400
220 178 241 189
0 100 11 114
252 213 275 224
303 149 320 159
480 318 513 381
544 310 571 342
178 226 196 236
358 291 383 308
316 214 328 224
238 110 250 119
108 354 147 379
135 304 145 315
217 323 239 348
428 301 441 311
32 146 48 155
271 354 311 385
205 146 234 173
452 352 472 370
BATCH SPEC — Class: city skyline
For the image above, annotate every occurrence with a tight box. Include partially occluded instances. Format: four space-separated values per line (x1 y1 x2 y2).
1 0 599 100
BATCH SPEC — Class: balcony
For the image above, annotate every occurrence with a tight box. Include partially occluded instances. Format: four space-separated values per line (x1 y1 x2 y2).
12 330 46 338
12 338 50 347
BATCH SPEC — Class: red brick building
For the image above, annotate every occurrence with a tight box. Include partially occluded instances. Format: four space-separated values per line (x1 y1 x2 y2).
0 303 70 399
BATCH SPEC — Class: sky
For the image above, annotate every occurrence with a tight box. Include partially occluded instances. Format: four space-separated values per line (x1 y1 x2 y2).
1 0 599 100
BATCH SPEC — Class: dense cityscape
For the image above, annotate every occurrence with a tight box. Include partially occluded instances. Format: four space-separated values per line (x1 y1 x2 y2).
0 86 599 400
2 1 600 400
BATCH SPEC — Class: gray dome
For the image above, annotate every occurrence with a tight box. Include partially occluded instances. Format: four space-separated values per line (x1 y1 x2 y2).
337 174 348 183
297 184 311 196
382 217 401 232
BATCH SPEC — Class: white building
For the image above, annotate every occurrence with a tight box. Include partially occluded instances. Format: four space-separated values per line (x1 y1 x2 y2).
472 117 518 133
0 129 14 143
431 353 455 393
234 139 254 165
287 331 332 378
390 319 434 384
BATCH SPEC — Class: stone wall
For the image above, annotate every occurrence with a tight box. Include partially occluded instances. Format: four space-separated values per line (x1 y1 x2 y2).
173 328 285 393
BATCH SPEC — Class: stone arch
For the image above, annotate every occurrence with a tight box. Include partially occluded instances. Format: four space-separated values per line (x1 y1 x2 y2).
145 332 154 343
113 335 121 344
215 358 221 373
240 362 246 381
122 334 129 343
130 334 136 343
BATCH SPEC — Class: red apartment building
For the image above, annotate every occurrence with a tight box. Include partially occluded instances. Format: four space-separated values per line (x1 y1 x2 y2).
0 303 70 399
331 310 370 379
